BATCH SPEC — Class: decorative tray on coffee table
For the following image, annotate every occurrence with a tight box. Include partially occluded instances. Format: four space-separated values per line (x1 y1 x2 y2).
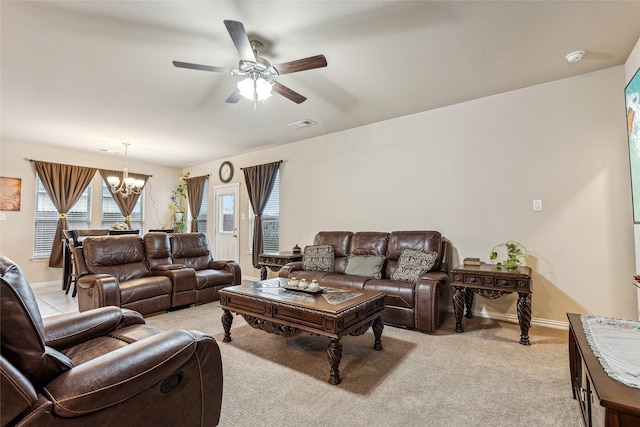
284 285 327 295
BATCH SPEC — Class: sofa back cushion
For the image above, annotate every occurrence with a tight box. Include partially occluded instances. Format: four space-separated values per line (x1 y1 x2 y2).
170 233 213 270
313 231 353 274
385 231 442 279
350 232 389 257
1 256 73 385
83 235 150 282
144 232 173 268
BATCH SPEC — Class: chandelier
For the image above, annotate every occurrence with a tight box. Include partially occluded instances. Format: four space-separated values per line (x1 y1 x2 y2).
107 143 145 198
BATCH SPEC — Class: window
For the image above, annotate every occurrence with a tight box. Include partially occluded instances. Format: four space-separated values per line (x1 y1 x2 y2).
196 179 208 232
101 181 144 231
34 176 91 257
249 171 279 253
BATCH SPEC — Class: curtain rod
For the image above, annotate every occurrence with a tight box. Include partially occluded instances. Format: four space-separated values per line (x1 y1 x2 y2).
239 160 283 170
26 158 153 177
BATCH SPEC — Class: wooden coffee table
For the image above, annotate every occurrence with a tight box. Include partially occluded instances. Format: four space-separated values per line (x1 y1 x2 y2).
219 277 385 385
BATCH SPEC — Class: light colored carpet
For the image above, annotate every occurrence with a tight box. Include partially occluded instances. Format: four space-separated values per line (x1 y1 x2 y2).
145 302 582 427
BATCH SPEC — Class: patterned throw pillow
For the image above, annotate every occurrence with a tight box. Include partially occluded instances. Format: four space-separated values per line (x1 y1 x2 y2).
302 244 335 272
391 249 438 284
344 255 385 279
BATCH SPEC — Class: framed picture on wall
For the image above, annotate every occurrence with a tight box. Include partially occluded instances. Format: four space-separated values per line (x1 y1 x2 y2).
625 67 640 223
0 177 21 211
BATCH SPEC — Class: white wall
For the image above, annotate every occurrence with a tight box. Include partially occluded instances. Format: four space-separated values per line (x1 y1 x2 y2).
190 65 637 324
2 61 636 325
625 36 640 320
0 140 180 282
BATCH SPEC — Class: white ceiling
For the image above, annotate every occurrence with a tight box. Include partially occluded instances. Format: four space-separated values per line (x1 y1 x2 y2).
2 1 640 168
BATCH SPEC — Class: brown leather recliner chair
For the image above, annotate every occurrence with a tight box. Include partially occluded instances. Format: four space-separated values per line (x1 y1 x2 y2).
0 255 223 426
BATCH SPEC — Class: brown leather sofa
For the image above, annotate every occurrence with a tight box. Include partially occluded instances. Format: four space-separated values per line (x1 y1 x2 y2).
279 231 450 333
75 232 241 315
1 255 223 426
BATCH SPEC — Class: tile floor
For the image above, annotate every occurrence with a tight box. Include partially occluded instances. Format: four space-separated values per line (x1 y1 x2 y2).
32 281 79 318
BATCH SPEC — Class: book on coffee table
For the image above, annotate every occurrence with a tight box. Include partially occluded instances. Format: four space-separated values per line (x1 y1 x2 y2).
463 257 481 266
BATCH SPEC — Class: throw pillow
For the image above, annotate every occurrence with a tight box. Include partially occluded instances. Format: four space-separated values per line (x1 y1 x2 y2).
344 255 385 279
391 249 438 284
302 244 335 272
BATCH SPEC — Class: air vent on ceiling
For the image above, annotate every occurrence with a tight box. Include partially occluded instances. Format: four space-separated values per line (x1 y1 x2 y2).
288 119 317 129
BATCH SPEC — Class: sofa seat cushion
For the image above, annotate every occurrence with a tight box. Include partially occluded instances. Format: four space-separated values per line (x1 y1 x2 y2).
194 269 234 290
119 276 172 305
364 279 415 309
322 274 369 289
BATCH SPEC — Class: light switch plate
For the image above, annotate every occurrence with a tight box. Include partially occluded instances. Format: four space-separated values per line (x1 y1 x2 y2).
532 200 543 211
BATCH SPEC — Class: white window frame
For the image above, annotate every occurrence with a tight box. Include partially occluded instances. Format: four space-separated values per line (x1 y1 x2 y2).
100 181 144 231
248 170 279 253
33 175 92 258
196 179 208 232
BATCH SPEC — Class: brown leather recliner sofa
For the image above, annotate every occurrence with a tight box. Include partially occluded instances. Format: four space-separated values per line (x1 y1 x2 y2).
75 232 241 316
279 231 450 333
0 254 223 426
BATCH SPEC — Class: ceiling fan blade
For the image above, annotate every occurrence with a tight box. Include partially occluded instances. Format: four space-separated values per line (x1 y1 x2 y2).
272 81 307 104
273 55 327 75
173 61 233 74
226 89 242 103
223 20 256 63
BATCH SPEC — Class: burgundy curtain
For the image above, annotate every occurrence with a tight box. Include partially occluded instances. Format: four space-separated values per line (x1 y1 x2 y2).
33 161 97 268
243 161 281 268
99 169 149 228
187 175 208 232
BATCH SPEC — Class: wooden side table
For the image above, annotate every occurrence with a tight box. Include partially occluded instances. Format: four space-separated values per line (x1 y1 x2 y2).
450 263 532 345
258 251 303 280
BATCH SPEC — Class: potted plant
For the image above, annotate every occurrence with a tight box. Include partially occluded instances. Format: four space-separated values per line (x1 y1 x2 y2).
490 241 527 269
170 172 189 233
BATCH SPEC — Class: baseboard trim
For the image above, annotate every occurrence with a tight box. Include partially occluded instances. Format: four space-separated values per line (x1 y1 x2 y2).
463 309 569 330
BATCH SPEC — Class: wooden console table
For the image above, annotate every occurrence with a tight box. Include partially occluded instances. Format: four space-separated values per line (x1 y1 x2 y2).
451 263 532 345
567 313 640 426
258 251 303 280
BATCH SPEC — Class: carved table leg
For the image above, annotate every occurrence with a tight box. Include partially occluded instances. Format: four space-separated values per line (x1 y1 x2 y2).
260 266 268 281
464 288 474 318
517 293 532 346
372 316 384 351
453 286 465 333
327 338 343 385
222 309 233 343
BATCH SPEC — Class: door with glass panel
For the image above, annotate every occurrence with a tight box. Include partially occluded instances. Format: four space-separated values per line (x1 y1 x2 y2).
213 184 239 262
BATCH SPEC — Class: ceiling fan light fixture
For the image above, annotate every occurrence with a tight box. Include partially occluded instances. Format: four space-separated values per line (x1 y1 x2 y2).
237 76 272 102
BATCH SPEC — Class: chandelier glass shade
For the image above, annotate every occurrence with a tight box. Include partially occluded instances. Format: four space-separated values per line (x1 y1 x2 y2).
237 75 273 102
107 143 145 198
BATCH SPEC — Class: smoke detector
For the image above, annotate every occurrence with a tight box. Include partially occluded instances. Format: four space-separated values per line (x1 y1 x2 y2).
565 50 585 63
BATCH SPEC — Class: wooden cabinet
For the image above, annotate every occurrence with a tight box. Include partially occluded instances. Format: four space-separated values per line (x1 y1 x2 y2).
567 313 640 427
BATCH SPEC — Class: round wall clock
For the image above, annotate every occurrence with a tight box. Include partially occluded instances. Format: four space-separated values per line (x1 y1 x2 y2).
219 161 234 183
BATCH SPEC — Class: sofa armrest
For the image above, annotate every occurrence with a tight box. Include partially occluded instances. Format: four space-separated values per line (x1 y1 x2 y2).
43 330 206 418
76 274 121 312
1 355 38 426
43 307 145 350
414 270 450 333
151 263 186 272
208 260 242 285
279 261 304 277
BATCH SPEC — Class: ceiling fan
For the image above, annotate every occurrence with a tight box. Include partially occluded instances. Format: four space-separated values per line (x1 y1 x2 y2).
173 20 327 105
